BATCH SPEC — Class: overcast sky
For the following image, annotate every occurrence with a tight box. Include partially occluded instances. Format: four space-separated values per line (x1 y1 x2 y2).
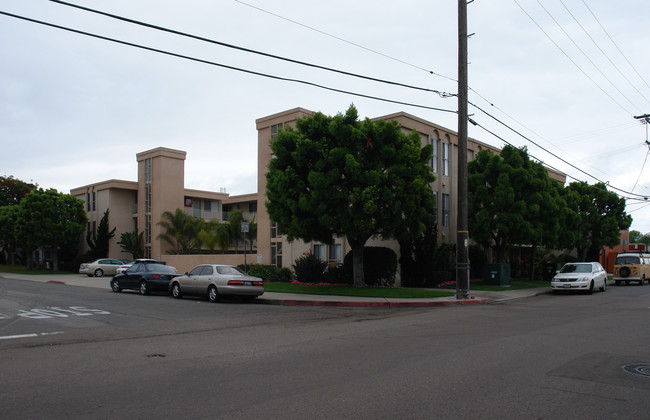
1 0 650 234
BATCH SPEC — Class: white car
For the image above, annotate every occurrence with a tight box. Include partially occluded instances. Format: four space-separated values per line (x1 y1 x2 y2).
169 264 264 303
79 258 125 277
551 262 608 294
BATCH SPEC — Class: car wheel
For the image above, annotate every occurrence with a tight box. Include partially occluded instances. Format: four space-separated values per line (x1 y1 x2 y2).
111 279 121 293
139 281 149 295
208 285 219 303
587 281 594 295
171 282 182 299
94 269 104 277
600 280 606 292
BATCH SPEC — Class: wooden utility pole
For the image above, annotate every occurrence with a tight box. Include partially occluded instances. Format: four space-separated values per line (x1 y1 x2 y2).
456 0 470 299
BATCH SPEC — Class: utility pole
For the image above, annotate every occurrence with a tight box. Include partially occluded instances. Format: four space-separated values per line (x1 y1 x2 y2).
456 0 470 299
634 114 650 146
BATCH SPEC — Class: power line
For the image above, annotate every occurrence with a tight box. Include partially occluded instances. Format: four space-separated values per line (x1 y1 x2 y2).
559 0 650 106
534 0 642 113
580 0 650 92
513 0 634 116
0 10 457 115
48 0 454 99
233 0 458 83
470 100 649 199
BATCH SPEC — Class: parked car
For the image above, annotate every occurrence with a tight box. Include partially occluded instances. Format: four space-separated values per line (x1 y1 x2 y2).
110 261 179 295
170 264 264 302
116 259 160 275
79 258 125 277
551 262 607 294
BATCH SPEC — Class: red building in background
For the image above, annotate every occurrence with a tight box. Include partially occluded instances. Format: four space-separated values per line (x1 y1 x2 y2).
600 230 648 273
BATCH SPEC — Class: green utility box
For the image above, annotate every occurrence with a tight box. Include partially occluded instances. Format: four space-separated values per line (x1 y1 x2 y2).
484 263 511 286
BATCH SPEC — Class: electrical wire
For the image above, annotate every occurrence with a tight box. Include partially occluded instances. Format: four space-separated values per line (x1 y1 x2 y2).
0 10 457 115
48 0 454 99
513 0 634 116
232 0 458 83
534 0 642 113
559 0 650 106
580 0 650 92
470 100 649 199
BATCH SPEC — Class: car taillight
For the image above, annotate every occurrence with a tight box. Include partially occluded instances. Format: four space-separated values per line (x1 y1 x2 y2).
152 274 161 279
228 280 263 286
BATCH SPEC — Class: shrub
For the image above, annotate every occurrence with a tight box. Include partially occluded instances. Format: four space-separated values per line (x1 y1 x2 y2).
241 264 291 282
293 253 327 283
344 247 397 287
323 263 347 284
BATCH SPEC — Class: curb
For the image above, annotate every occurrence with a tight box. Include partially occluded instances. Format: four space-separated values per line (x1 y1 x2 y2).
258 298 494 308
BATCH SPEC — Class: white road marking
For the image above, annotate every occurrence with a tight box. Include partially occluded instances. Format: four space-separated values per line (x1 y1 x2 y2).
0 331 64 341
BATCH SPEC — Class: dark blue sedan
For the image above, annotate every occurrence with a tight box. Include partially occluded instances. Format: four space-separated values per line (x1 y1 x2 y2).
110 262 179 295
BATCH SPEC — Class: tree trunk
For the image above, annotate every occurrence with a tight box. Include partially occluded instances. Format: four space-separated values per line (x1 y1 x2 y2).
52 245 59 271
348 238 367 288
530 244 537 281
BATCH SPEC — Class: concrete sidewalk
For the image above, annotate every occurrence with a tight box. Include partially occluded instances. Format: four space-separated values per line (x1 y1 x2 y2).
0 272 549 308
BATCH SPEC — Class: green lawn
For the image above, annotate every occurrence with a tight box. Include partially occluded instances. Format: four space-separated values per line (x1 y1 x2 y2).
264 279 550 298
0 265 75 275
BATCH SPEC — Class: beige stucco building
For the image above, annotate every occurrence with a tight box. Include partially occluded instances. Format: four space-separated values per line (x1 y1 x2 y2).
71 108 566 277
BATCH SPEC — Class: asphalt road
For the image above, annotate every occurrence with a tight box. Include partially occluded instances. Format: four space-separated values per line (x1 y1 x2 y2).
1 277 650 419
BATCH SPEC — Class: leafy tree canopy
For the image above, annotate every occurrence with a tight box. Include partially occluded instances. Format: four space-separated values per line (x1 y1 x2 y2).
266 105 435 287
565 181 632 261
14 188 86 269
0 175 37 207
117 230 144 259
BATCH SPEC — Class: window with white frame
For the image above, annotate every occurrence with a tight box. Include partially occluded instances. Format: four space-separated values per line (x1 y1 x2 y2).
431 136 439 173
442 142 449 176
442 193 450 226
329 244 342 263
313 244 326 261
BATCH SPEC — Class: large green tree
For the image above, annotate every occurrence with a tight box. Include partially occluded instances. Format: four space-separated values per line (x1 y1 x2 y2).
565 182 632 261
14 189 86 270
266 105 435 287
468 145 569 268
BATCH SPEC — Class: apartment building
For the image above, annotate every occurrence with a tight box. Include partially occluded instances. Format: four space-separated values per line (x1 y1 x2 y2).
71 108 566 277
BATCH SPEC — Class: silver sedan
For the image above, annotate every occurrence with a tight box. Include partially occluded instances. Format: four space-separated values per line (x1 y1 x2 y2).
170 264 264 302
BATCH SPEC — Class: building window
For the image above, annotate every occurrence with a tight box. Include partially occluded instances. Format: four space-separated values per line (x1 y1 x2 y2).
86 193 90 211
271 123 283 140
442 193 450 227
442 143 449 176
433 191 439 225
249 202 257 213
204 200 211 212
144 158 152 246
431 137 439 174
193 199 201 218
145 245 151 259
270 220 278 239
271 241 282 267
313 244 326 261
91 221 97 241
329 244 342 263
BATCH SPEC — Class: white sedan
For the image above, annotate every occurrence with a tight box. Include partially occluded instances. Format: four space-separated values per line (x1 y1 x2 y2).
169 264 264 303
551 262 608 294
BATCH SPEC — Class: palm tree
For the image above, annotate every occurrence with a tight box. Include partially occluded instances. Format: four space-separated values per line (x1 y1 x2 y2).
117 230 144 259
198 219 231 252
157 209 203 254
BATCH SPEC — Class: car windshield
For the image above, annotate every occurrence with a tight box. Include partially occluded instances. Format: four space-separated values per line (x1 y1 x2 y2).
216 266 246 276
616 256 640 265
145 264 177 273
560 264 592 274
